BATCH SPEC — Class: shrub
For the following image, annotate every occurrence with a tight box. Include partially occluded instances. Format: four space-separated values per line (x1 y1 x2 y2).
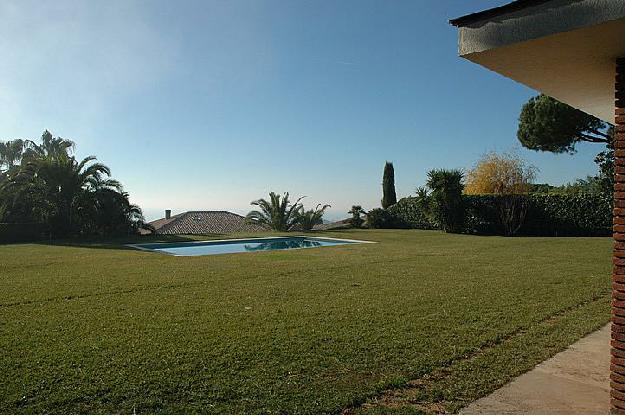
296 204 331 231
466 194 528 237
348 205 365 228
366 208 407 229
463 195 500 235
388 197 437 229
397 192 610 236
522 193 611 236
0 223 47 243
464 193 611 236
426 169 465 233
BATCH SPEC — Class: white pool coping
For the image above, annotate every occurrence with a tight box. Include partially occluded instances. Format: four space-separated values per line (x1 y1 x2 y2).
126 235 376 256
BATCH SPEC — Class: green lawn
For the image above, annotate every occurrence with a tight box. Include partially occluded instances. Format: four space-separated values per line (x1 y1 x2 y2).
0 230 612 414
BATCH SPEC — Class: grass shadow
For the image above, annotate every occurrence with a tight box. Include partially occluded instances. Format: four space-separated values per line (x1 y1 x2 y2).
32 234 230 251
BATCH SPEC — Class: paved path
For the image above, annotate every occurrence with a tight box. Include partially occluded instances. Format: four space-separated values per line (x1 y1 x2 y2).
461 324 610 415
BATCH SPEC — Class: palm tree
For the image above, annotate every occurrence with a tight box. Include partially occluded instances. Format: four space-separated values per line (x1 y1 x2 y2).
0 139 25 171
85 187 146 235
0 130 146 238
30 155 108 232
348 205 365 228
426 169 465 233
246 192 304 231
22 130 74 161
297 204 331 231
4 154 128 236
415 186 428 199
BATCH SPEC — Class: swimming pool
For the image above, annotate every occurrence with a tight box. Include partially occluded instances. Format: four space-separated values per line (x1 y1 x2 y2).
129 236 372 256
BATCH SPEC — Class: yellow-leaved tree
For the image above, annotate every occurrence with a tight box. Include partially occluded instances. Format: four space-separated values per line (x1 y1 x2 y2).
465 152 536 195
465 152 537 236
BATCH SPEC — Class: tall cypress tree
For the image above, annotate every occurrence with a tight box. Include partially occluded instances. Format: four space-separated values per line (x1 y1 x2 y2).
381 161 397 209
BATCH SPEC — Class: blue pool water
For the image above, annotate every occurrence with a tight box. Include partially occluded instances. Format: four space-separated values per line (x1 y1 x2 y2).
132 237 365 256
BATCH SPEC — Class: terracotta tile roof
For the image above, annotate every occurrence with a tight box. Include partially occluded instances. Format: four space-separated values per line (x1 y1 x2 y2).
312 218 352 231
148 213 184 232
149 211 267 235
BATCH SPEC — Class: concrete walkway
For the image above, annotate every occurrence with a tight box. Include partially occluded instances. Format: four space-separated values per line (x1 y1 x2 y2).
461 325 610 415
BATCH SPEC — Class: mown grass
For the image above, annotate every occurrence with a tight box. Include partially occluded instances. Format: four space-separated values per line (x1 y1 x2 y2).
0 230 612 414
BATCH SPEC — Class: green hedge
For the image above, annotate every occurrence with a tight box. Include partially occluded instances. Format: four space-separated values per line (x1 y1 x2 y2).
387 193 611 236
387 197 437 229
0 223 48 243
366 208 409 229
522 193 611 236
463 193 611 236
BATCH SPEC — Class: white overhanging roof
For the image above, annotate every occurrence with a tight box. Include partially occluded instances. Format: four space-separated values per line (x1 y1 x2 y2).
450 0 625 123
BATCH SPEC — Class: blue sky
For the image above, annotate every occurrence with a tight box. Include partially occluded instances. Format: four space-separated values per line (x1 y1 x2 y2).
0 0 607 221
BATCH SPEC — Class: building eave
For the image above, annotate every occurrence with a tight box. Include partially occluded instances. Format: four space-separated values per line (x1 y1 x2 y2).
449 0 553 27
450 0 625 122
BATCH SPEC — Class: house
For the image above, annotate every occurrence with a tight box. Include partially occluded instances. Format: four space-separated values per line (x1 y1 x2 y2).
147 210 266 235
450 0 625 412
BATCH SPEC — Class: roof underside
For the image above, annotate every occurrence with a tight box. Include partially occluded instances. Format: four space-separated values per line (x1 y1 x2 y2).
451 0 625 122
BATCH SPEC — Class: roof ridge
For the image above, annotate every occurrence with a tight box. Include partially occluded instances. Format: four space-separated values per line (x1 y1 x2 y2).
184 210 245 216
185 210 232 212
152 211 246 230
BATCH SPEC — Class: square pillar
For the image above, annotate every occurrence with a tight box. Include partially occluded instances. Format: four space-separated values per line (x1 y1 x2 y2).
612 56 625 414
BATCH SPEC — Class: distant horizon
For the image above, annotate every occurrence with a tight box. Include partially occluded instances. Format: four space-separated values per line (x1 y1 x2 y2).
1 0 608 223
140 164 597 222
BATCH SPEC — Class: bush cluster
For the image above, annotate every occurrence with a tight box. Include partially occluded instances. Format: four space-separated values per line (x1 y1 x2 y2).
372 193 611 236
522 193 611 236
464 193 611 236
366 208 408 229
0 223 47 243
387 197 437 229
